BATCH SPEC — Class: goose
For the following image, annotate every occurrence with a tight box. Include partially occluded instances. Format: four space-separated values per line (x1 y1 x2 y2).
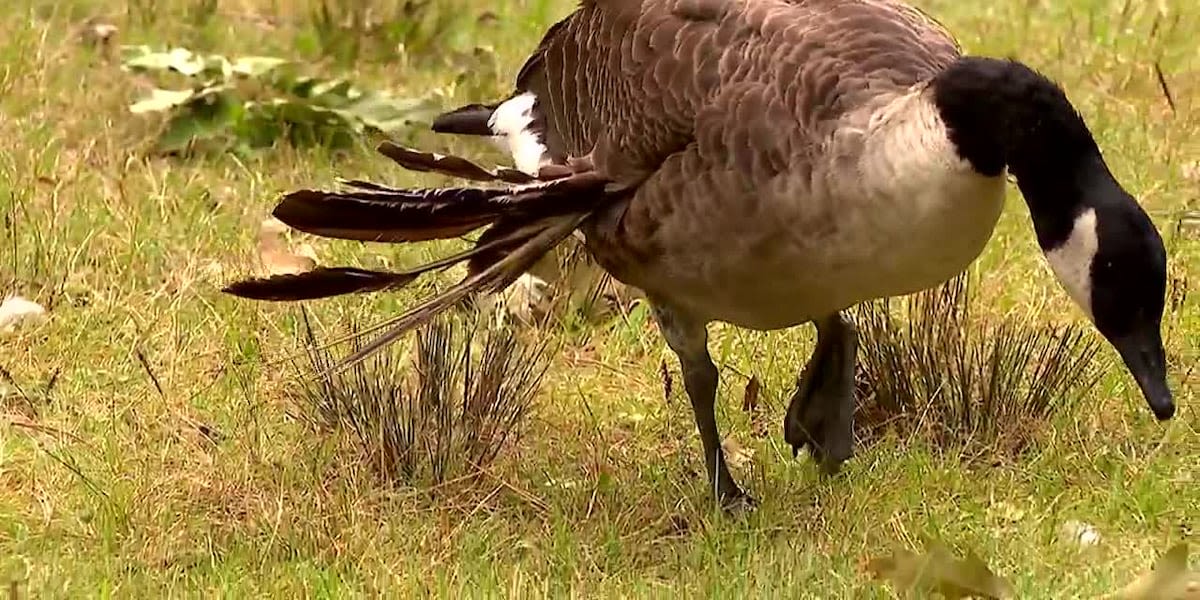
224 0 1176 510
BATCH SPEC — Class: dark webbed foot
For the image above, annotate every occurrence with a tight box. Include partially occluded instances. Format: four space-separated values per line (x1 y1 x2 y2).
784 313 858 475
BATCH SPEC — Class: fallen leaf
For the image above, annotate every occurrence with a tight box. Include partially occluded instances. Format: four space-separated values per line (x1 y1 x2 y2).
1058 520 1102 547
742 375 771 438
1118 543 1199 600
742 375 761 414
257 217 316 276
0 296 48 333
79 20 118 48
660 359 673 403
1182 161 1200 182
495 273 551 327
867 541 1014 599
1179 210 1200 240
989 500 1026 523
721 437 755 470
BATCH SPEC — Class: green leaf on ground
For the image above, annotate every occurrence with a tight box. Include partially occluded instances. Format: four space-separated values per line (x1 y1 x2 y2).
120 44 441 154
122 46 230 78
129 88 199 114
153 86 239 154
230 56 289 78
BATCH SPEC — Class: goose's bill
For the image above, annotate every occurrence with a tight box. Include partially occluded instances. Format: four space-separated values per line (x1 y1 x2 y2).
1110 327 1175 421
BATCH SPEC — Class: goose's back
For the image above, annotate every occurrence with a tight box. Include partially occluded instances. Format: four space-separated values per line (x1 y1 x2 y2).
519 0 962 180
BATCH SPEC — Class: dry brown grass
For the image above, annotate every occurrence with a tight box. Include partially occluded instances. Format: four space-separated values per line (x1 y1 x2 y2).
853 272 1105 459
291 308 553 486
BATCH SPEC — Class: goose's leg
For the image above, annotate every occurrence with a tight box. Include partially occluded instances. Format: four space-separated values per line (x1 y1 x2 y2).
784 312 857 474
651 302 755 512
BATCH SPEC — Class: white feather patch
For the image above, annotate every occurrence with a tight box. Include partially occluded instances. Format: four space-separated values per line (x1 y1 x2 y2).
488 92 549 176
1045 208 1099 318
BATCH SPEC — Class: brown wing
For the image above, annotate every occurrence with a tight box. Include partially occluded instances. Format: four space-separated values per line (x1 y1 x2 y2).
513 0 961 183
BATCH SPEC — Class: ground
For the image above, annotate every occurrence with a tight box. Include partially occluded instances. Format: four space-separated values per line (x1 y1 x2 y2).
1 0 1197 596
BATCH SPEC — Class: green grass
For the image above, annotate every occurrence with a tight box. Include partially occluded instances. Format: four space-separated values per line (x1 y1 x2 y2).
1 0 1197 596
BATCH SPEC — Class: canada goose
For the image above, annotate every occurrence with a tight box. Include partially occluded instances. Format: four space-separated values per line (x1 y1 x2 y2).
225 0 1175 510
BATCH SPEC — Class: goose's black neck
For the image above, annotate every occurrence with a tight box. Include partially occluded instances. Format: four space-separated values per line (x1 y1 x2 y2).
930 56 1174 423
931 56 1107 250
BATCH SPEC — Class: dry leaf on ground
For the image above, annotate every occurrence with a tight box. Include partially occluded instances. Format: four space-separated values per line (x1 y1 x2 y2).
866 541 1014 599
721 437 755 470
1058 520 1102 548
0 296 48 333
257 217 317 276
78 19 118 47
742 376 761 414
742 375 770 438
1118 543 1199 600
498 273 551 326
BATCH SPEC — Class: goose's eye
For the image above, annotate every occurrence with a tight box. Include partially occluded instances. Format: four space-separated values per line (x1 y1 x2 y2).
1088 206 1168 340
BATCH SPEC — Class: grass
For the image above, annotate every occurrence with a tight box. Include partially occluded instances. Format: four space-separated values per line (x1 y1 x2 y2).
292 308 553 487
1 0 1197 596
852 272 1108 460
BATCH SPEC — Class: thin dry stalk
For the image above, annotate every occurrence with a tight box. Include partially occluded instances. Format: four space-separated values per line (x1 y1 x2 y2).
290 307 553 488
853 272 1104 458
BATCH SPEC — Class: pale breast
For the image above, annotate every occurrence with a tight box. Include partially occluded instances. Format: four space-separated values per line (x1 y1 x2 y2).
590 86 1006 330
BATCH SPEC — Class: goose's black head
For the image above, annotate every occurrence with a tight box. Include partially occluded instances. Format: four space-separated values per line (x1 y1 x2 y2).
932 56 1175 420
1043 171 1172 420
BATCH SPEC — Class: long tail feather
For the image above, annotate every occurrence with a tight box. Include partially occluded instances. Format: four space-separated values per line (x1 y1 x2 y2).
271 187 506 243
467 217 534 277
336 179 408 193
295 215 564 355
225 139 624 373
272 172 609 244
377 142 537 184
223 267 419 301
329 214 588 374
223 218 545 301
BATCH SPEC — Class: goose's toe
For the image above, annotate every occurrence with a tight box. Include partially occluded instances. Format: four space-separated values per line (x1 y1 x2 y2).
718 489 759 516
784 397 825 460
784 378 854 473
784 314 857 474
785 394 854 474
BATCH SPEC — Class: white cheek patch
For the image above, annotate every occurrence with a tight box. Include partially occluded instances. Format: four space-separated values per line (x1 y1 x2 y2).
488 92 550 176
1044 207 1099 318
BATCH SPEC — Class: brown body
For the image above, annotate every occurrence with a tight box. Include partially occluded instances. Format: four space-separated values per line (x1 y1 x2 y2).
509 0 1000 328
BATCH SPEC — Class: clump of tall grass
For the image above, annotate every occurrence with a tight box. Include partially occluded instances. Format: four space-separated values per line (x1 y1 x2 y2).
291 308 552 486
1 195 68 310
304 0 474 66
852 272 1105 458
